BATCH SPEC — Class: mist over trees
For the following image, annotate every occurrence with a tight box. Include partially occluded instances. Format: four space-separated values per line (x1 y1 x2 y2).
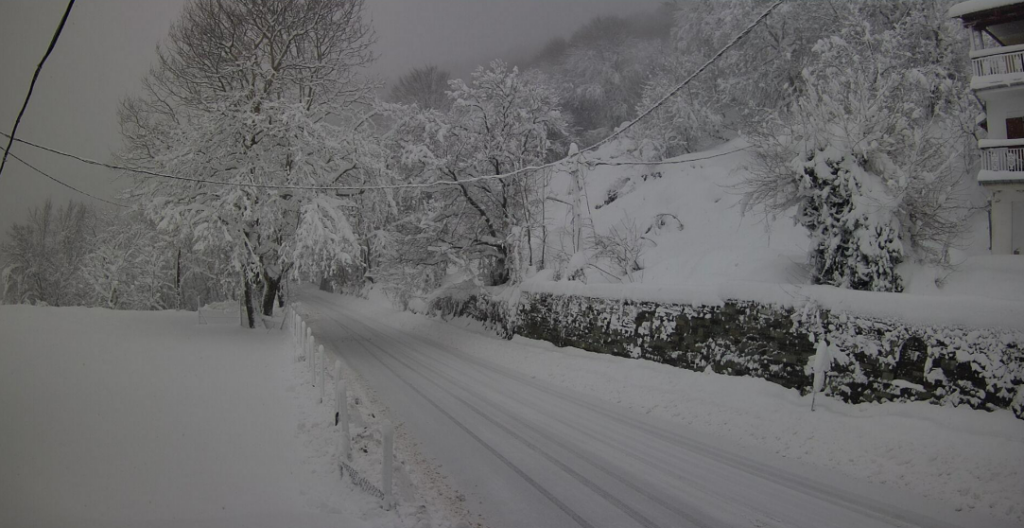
389 65 452 111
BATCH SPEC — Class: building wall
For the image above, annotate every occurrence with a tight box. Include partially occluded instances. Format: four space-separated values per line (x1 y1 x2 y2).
981 87 1024 139
984 183 1024 254
1015 200 1024 252
979 86 1024 254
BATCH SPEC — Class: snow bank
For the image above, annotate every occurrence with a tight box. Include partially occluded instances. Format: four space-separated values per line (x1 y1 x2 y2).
0 305 403 528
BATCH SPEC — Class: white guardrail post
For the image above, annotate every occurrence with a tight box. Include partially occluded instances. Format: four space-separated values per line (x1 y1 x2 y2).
336 375 350 461
305 327 312 363
309 336 317 386
329 348 391 510
318 344 326 403
382 419 394 510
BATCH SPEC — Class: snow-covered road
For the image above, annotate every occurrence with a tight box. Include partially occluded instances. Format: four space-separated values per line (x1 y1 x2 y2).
297 287 1014 528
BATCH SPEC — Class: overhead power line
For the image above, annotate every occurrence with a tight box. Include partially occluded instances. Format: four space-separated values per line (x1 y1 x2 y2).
0 132 454 192
8 151 126 207
577 0 783 157
1 131 563 191
0 0 76 182
0 1 781 192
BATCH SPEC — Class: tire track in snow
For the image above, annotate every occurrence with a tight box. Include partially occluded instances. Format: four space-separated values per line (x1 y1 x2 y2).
300 290 963 528
318 298 855 527
329 299 955 528
313 295 817 528
322 300 724 527
304 297 597 528
334 312 667 528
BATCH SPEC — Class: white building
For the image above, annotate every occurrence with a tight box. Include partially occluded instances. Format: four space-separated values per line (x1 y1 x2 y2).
951 0 1024 254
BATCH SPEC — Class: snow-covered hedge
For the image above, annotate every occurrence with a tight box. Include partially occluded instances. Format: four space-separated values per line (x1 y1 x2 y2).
431 289 1024 419
426 282 516 339
811 310 1024 416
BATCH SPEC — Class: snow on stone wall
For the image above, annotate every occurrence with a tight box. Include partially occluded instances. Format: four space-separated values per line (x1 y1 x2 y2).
431 290 1024 419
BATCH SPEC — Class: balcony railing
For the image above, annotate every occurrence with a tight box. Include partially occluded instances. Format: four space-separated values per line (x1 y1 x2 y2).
973 48 1024 77
981 146 1024 172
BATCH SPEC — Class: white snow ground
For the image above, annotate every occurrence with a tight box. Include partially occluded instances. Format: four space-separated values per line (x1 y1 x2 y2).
3 292 1020 528
296 285 1024 528
0 304 453 528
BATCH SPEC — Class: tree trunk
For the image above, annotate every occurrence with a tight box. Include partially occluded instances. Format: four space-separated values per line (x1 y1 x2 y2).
488 247 510 286
175 248 182 309
261 273 280 316
243 273 256 329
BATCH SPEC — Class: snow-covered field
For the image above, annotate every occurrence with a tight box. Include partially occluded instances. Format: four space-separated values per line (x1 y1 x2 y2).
0 304 451 528
352 291 1024 525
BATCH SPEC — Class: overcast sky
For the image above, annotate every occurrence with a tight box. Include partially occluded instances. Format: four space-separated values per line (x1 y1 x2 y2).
0 0 656 238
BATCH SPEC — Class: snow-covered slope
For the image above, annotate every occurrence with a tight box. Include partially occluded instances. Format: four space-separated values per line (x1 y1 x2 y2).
544 140 810 286
538 138 1024 307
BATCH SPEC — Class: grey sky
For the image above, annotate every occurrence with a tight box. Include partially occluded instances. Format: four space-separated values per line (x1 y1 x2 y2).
0 0 656 238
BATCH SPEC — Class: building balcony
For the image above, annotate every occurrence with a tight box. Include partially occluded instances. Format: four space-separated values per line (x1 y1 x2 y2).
979 138 1024 183
971 43 1024 90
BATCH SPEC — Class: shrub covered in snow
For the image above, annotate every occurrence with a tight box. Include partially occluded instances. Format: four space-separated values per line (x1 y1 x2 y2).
795 151 905 292
425 281 516 339
743 3 976 289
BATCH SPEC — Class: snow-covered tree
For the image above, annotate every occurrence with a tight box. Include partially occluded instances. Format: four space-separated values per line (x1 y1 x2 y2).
118 0 376 326
561 31 664 135
791 151 907 292
625 0 844 158
742 1 976 291
392 62 571 286
520 7 675 141
80 210 233 311
82 211 177 310
1 199 96 306
389 65 452 111
626 52 724 159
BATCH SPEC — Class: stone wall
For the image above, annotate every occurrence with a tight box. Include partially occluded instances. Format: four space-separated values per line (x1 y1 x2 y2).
432 290 1024 419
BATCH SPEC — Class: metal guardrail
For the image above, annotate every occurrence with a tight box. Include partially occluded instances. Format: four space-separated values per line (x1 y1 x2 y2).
340 460 386 501
288 304 396 510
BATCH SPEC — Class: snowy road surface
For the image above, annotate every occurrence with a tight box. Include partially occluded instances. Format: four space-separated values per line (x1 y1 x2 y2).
297 287 1013 528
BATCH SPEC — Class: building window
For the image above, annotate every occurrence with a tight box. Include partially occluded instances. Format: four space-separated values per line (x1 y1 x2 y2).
1008 117 1024 140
